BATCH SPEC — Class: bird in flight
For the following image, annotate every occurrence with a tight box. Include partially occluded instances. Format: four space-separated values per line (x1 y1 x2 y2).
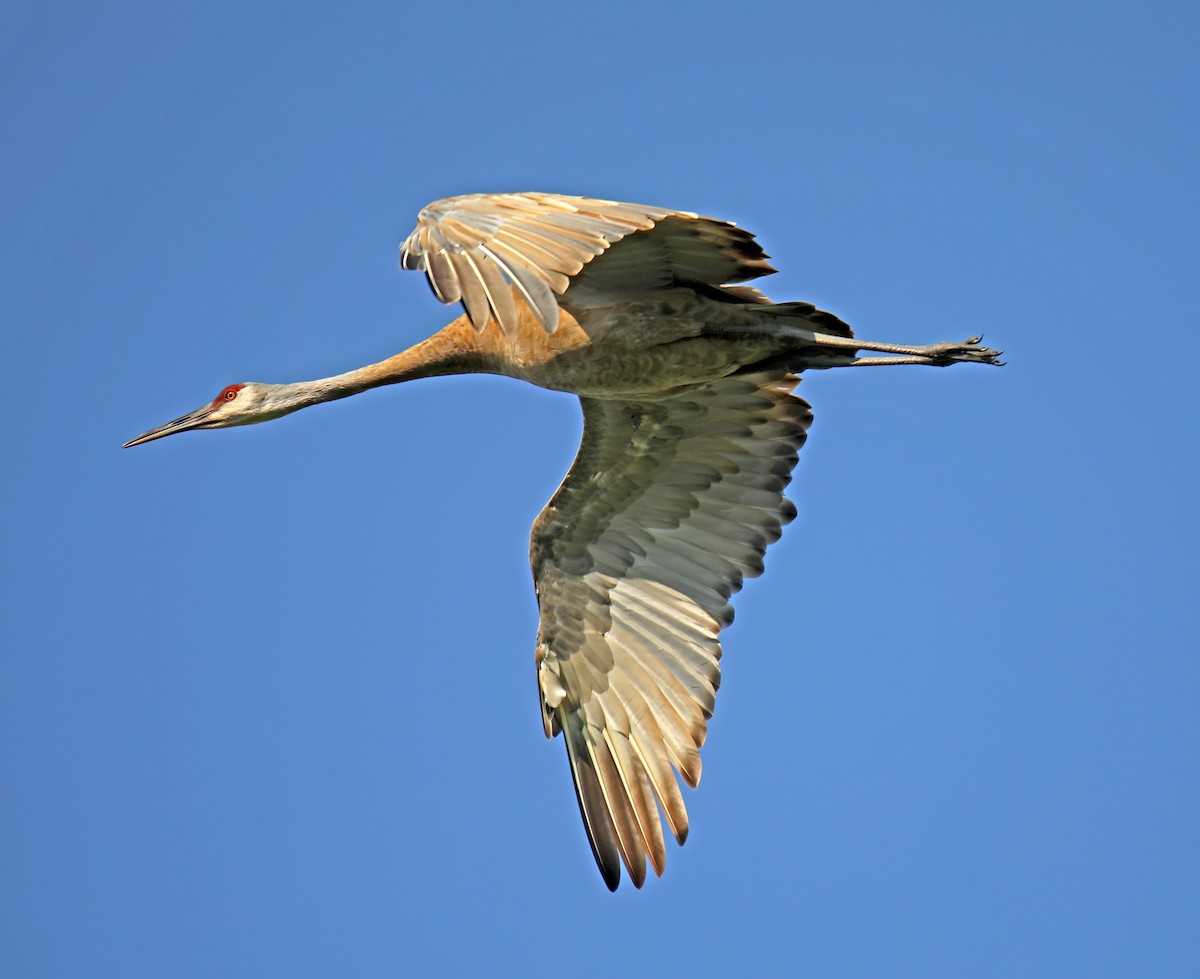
126 192 1001 890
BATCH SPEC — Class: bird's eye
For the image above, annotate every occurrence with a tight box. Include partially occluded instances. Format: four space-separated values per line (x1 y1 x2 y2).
214 384 244 407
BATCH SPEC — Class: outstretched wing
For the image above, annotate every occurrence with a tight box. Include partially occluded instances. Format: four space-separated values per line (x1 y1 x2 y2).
400 192 775 334
530 370 812 889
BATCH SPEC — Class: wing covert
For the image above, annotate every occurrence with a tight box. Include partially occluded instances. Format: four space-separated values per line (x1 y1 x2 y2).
530 371 812 889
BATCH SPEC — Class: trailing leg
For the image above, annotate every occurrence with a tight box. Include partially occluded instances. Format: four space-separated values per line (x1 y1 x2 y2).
780 328 1003 367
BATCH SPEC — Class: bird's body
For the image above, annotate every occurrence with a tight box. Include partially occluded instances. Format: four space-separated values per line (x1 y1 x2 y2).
127 192 1001 890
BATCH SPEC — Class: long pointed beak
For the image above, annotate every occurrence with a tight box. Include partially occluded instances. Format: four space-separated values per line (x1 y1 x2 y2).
123 404 216 448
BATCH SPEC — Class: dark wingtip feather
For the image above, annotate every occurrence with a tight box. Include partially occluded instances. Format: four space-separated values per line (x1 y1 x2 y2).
562 717 623 891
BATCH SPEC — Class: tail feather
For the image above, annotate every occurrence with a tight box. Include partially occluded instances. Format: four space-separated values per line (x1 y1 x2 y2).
756 300 855 338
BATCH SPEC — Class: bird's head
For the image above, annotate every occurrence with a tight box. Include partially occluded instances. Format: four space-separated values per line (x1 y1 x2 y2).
123 382 305 447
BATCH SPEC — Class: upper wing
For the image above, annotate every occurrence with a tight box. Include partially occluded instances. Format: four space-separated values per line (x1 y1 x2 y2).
530 370 812 889
400 192 775 335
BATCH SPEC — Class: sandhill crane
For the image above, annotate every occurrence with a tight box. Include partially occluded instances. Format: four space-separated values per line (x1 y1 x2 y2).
126 192 1001 890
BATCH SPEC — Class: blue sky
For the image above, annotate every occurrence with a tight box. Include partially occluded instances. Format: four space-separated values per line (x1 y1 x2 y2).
3 1 1197 976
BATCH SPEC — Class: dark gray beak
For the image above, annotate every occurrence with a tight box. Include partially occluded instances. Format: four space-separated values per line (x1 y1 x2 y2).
123 404 215 448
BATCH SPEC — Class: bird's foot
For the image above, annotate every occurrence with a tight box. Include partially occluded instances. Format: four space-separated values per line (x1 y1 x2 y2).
923 336 1005 366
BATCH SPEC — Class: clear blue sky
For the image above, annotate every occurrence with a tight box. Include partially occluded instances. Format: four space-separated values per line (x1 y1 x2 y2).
3 2 1197 976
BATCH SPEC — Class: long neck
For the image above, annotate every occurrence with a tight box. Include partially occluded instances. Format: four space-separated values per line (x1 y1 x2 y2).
296 316 497 406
